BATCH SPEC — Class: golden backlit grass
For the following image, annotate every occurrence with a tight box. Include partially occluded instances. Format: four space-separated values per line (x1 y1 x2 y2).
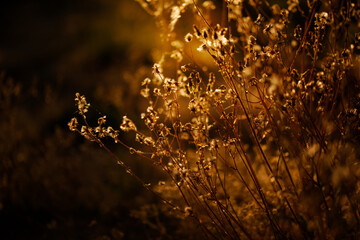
71 1 360 239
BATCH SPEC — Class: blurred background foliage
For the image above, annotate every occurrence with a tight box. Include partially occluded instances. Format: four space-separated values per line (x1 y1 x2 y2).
0 0 174 239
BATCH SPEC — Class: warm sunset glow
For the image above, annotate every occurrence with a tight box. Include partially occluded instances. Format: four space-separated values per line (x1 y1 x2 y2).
1 0 360 239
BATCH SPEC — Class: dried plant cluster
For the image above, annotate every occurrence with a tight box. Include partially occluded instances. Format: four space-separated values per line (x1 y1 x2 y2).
70 0 360 239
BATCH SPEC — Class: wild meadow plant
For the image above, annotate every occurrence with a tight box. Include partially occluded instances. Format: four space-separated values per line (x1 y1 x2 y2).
69 0 360 239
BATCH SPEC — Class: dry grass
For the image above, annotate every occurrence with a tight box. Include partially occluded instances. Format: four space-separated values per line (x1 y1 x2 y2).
70 0 360 239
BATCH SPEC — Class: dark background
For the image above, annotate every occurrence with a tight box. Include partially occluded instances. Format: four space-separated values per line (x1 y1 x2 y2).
0 1 171 239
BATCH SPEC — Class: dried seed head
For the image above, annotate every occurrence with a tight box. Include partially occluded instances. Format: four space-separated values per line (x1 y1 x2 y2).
213 31 218 40
75 93 90 114
185 33 193 42
68 117 78 131
153 63 161 74
197 44 208 52
203 29 208 39
141 78 151 86
140 87 150 98
248 35 256 45
184 206 193 216
97 116 106 126
120 116 137 132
